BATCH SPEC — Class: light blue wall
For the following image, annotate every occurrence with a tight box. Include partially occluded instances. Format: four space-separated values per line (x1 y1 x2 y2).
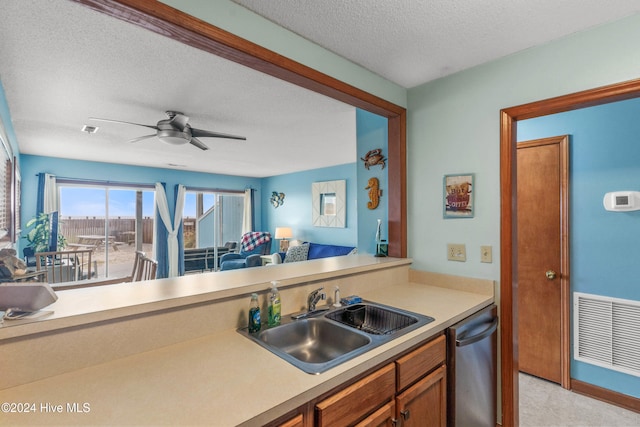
518 97 640 397
262 163 357 248
19 155 263 252
357 109 389 254
260 109 388 253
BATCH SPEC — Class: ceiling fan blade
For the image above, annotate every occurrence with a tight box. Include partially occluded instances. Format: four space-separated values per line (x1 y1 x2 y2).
128 134 157 143
189 137 209 151
89 117 158 130
191 128 246 140
169 113 189 131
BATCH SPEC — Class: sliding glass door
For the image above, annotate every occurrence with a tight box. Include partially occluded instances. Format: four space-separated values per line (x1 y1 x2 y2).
183 190 243 272
58 184 155 279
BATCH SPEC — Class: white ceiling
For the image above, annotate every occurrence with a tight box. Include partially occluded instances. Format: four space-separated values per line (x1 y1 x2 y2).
0 0 356 178
232 0 640 89
2 0 639 178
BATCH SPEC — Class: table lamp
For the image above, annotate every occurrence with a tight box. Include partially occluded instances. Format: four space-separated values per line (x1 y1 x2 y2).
275 227 293 252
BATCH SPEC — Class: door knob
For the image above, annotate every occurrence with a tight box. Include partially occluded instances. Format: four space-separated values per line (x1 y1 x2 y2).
545 270 557 280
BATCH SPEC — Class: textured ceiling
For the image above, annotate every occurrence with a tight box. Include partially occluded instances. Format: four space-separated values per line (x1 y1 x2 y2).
2 1 640 178
0 0 356 178
232 0 640 88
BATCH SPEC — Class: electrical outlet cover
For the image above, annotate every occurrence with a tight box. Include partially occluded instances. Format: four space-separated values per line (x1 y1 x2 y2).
481 245 493 263
447 244 466 261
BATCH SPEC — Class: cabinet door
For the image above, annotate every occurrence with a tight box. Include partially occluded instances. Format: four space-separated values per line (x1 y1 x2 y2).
355 401 396 427
396 365 446 427
316 363 395 427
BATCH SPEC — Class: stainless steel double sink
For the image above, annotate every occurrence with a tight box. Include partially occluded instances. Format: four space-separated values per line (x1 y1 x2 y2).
237 301 434 374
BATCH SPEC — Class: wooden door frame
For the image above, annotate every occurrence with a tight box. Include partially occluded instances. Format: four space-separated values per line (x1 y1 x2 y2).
73 0 408 257
517 135 570 389
500 78 640 426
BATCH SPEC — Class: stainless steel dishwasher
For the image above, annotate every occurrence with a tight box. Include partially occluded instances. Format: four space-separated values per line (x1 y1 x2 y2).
446 304 498 427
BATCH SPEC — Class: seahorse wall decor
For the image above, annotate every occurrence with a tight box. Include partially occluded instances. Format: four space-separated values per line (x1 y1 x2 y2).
365 177 382 210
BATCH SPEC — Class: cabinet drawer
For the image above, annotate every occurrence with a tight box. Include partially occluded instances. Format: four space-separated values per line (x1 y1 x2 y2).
316 363 395 426
395 334 445 391
277 413 304 427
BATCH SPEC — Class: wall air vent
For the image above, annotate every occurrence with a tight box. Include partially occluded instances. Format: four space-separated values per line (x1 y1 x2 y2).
574 292 640 377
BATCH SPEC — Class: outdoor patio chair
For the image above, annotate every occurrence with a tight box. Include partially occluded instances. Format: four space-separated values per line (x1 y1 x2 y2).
134 255 157 281
130 251 146 281
35 249 93 284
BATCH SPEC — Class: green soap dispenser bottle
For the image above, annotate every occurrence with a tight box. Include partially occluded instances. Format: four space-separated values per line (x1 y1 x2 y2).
248 293 261 333
267 281 282 327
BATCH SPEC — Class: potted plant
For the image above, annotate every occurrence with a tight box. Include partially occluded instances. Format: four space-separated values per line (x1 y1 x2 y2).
23 212 67 254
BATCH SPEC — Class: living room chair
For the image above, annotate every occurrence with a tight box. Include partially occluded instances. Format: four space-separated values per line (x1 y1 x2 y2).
219 232 271 271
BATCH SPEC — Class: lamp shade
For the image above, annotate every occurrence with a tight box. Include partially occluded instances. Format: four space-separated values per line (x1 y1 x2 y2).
275 227 293 239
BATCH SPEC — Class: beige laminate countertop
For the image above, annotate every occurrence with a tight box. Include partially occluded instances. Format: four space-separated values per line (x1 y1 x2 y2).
0 280 492 426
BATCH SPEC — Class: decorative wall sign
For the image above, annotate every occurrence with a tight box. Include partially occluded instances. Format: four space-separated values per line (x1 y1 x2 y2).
444 173 474 218
270 191 285 208
365 177 382 210
312 180 346 227
361 148 386 170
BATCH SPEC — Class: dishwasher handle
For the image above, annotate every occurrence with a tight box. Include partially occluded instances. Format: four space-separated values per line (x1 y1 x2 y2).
456 317 498 347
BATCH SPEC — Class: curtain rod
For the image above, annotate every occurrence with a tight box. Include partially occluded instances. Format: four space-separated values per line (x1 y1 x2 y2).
183 185 245 195
49 176 156 190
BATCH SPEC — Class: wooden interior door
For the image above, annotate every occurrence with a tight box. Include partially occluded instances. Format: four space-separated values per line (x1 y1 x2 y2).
516 135 570 386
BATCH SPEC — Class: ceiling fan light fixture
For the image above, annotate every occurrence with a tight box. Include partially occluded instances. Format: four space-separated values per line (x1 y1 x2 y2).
157 129 190 145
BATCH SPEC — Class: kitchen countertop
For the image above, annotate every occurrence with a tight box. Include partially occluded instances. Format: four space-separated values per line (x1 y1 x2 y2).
0 279 492 426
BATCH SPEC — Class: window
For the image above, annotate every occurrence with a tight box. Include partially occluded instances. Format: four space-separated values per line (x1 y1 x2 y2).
0 126 13 244
183 189 244 271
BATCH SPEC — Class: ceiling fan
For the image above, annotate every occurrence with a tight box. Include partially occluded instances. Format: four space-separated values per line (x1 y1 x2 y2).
90 111 246 151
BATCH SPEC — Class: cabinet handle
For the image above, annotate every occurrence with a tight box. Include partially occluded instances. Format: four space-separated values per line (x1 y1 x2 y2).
391 419 399 427
401 409 410 420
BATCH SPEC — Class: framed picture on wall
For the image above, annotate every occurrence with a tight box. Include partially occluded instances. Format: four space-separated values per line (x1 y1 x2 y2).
312 180 346 228
443 173 474 218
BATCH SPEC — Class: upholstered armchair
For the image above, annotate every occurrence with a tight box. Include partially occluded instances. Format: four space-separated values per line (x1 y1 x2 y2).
219 232 272 271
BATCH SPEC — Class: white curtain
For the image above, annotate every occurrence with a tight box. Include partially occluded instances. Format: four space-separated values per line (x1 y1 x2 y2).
155 183 186 278
242 188 253 235
43 173 59 214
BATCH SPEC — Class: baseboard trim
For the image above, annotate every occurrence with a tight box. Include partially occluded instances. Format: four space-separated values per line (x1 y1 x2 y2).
571 379 640 414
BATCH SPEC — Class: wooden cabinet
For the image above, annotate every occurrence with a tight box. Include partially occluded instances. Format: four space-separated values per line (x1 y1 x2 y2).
277 413 305 427
396 365 447 427
314 334 447 427
355 401 396 427
316 364 395 427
